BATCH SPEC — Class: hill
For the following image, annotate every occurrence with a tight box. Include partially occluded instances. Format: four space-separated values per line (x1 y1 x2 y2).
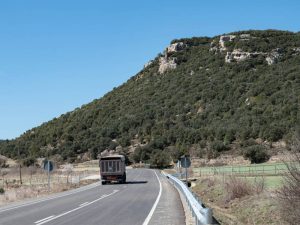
0 30 299 165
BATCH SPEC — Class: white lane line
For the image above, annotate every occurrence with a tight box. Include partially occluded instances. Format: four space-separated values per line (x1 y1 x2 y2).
0 182 102 213
142 171 162 225
34 216 55 224
79 202 89 207
36 190 119 225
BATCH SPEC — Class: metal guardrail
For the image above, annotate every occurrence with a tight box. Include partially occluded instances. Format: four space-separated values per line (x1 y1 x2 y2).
163 173 213 225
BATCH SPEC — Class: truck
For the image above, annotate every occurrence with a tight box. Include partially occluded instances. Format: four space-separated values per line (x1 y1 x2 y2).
99 155 126 185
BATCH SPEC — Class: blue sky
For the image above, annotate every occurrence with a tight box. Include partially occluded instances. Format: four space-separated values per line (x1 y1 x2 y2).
0 0 299 139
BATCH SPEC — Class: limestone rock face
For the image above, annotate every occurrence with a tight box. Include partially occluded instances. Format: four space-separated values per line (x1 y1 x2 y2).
166 42 186 53
240 33 251 39
266 49 281 65
292 47 300 55
225 48 283 65
209 33 288 65
219 35 236 51
225 49 261 63
210 35 236 52
158 56 177 74
157 42 186 74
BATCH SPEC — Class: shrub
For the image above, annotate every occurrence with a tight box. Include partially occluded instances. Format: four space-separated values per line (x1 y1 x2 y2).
0 187 4 194
211 140 229 152
225 176 252 202
22 157 37 167
277 153 300 225
265 125 284 142
225 176 265 203
240 138 257 147
0 157 8 168
243 145 270 163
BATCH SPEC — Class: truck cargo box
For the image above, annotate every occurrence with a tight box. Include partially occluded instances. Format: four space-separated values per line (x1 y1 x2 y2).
99 155 126 184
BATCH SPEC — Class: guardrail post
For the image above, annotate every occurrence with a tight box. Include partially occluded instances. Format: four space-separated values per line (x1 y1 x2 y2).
203 208 213 224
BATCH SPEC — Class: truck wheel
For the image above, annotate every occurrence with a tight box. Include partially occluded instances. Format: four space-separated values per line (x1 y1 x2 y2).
122 174 126 184
102 181 106 185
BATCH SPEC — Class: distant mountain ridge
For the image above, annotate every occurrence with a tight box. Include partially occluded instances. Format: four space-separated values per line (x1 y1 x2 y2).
1 30 299 164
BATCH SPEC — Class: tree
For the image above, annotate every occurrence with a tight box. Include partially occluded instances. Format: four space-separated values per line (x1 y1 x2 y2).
243 145 270 163
22 157 37 167
150 150 171 168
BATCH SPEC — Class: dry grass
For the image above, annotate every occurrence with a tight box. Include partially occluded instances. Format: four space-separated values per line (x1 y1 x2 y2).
277 153 300 225
0 165 98 206
192 175 283 225
224 176 253 202
224 176 265 203
0 179 95 206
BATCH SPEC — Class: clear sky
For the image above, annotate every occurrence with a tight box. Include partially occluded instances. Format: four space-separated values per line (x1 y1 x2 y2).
0 0 299 139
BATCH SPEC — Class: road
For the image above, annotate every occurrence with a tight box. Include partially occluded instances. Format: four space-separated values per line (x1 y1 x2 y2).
0 169 185 225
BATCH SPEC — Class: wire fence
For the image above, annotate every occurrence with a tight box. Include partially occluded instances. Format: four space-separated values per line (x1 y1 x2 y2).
0 169 98 187
192 163 295 177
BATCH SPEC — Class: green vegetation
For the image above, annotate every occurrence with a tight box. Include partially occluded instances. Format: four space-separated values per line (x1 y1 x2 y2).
246 176 283 189
243 145 270 163
0 30 299 164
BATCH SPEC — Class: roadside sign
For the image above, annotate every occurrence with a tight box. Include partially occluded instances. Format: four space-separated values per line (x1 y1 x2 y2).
181 155 191 186
180 156 191 168
43 160 54 172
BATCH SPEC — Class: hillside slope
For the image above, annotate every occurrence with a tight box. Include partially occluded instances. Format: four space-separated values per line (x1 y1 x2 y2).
1 30 299 163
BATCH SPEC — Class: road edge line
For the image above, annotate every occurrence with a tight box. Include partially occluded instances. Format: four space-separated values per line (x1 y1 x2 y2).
142 170 162 225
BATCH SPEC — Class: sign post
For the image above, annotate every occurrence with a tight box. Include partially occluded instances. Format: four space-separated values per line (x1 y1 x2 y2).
43 160 54 192
180 155 191 186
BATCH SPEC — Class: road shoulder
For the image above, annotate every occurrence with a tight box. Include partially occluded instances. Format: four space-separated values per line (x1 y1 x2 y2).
149 172 185 225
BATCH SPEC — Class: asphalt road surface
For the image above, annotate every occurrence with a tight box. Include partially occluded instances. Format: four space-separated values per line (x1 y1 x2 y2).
0 169 185 225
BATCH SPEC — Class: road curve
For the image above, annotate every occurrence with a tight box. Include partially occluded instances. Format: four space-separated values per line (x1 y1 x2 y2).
0 169 185 225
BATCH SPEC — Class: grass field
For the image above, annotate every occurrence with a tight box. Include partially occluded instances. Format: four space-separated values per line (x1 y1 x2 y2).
191 162 293 190
245 176 283 189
